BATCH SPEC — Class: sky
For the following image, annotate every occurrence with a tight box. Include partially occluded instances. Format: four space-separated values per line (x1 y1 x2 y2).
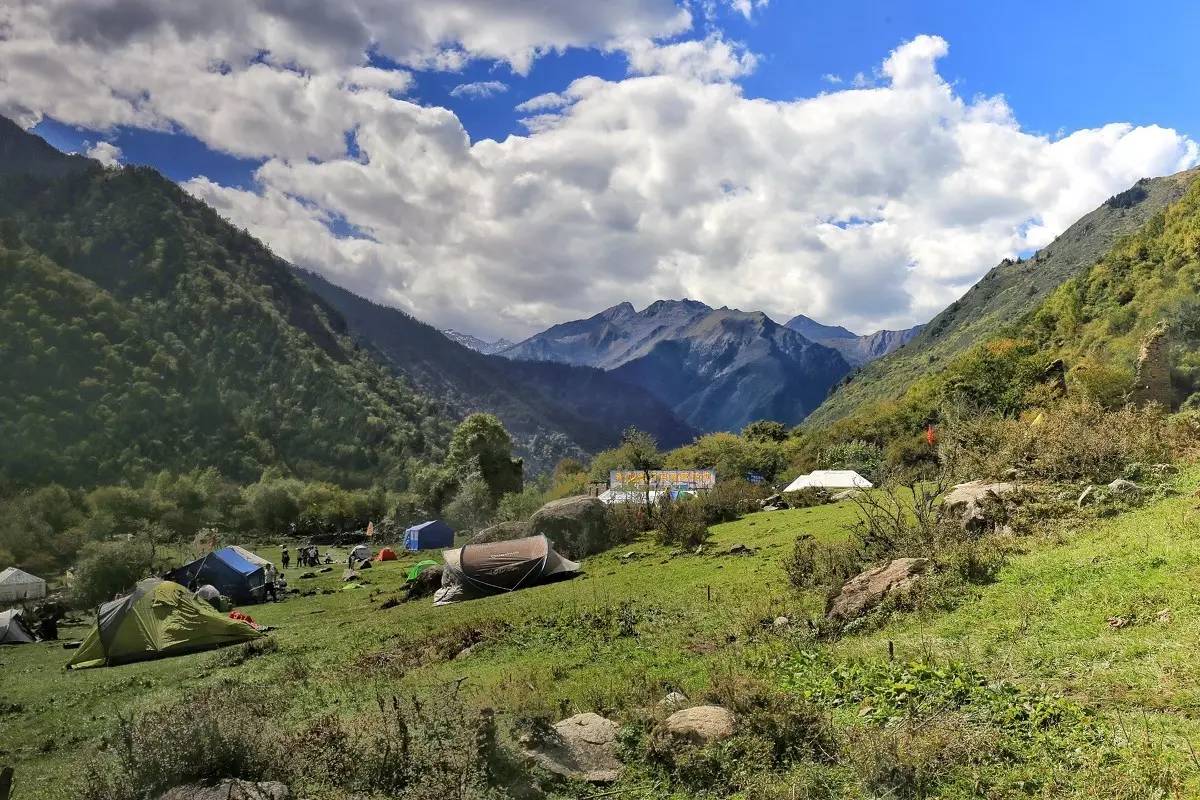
5 1 1200 341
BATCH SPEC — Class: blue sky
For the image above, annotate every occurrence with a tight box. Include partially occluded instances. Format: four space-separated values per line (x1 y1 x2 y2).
11 1 1200 338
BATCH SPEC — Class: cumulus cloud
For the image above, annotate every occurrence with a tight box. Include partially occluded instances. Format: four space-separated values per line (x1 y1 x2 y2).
85 140 122 167
3 6 1197 341
620 34 758 81
181 35 1197 339
450 80 509 99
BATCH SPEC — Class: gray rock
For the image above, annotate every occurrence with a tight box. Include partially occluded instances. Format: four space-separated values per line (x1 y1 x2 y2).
524 712 622 783
944 480 1016 533
661 705 736 746
830 489 862 502
826 558 929 622
158 780 289 800
529 496 610 558
470 520 530 545
658 691 689 711
1107 478 1141 496
727 543 752 555
772 615 791 627
341 569 359 582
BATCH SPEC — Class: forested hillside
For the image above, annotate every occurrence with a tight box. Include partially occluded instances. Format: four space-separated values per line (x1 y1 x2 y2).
808 167 1200 426
295 268 697 470
0 117 452 489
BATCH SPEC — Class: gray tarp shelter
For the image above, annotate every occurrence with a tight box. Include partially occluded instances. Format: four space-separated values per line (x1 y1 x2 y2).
0 609 35 644
0 567 47 604
434 535 580 605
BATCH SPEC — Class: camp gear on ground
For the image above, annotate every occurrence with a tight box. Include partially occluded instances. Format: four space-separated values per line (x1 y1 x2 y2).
0 609 35 644
195 584 221 603
406 559 440 582
0 567 47 604
375 547 398 562
166 546 272 604
434 535 580 605
405 520 455 551
67 579 263 669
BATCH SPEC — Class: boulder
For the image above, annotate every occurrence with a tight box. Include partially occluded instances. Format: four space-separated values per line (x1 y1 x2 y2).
944 480 1015 534
1131 321 1172 408
158 780 289 800
469 520 530 545
341 569 359 582
759 493 788 509
826 558 930 622
726 543 752 555
528 496 610 558
524 712 622 783
831 489 862 502
660 705 736 746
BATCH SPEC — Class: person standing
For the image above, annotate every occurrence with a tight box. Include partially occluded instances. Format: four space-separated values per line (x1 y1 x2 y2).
281 546 290 570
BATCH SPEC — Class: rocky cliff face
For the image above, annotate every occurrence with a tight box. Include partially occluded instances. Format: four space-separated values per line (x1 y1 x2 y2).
501 300 852 432
1132 322 1172 407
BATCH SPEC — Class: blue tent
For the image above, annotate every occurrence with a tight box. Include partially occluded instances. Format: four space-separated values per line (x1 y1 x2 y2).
405 520 455 551
166 546 268 604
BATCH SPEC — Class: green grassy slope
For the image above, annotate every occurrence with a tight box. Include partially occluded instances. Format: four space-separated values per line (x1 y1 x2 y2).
808 168 1200 426
7 480 1200 797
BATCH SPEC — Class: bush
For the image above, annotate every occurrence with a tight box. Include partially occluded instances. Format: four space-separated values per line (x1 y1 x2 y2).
444 475 496 534
698 480 767 524
783 534 866 593
653 495 710 549
607 502 653 545
495 486 544 522
70 534 158 609
819 439 883 483
940 399 1172 483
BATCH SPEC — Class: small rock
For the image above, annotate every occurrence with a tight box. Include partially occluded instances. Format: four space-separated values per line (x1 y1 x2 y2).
524 712 622 783
1077 486 1096 508
158 779 290 800
660 705 736 746
1107 616 1130 629
830 489 862 502
727 543 752 555
658 691 689 712
620 551 637 560
297 572 316 580
772 616 790 628
1156 608 1173 624
341 569 359 582
454 643 477 660
318 566 333 574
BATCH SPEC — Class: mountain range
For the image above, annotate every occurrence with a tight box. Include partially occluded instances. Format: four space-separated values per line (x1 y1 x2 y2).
440 329 514 355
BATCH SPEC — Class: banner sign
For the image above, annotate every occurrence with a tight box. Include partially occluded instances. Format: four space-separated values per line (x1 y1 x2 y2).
609 469 716 490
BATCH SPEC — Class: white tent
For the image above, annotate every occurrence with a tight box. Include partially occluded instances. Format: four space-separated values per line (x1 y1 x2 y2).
783 470 873 493
0 567 47 604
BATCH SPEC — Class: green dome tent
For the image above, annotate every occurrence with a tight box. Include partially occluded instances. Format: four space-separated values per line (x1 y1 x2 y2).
68 578 264 669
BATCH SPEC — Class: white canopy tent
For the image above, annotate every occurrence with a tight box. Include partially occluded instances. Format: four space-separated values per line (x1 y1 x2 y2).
0 567 47 604
783 470 873 493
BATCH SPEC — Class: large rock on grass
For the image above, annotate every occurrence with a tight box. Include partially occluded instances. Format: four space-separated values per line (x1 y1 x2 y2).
528 496 610 558
944 480 1015 534
826 558 929 622
469 521 530 545
524 712 622 783
158 780 289 800
660 705 736 746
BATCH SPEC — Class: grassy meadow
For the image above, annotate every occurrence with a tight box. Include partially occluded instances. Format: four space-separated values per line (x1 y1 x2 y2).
5 474 1200 798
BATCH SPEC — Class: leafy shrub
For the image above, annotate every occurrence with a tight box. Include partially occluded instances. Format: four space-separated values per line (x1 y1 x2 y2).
698 479 767 524
783 534 865 593
494 486 545 522
781 487 830 508
818 439 884 483
607 501 653 545
70 534 158 609
653 494 710 549
444 475 496 534
940 399 1172 483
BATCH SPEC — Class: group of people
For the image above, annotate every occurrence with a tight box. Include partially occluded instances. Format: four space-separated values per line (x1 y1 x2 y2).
282 545 327 569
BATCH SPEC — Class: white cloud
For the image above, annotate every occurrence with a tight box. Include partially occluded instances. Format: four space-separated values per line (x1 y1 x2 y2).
620 34 758 82
450 80 509 99
179 36 1198 339
3 9 1196 342
821 73 842 85
515 92 572 113
85 140 122 167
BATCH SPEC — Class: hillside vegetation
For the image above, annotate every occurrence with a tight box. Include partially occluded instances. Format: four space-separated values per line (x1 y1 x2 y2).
809 167 1200 427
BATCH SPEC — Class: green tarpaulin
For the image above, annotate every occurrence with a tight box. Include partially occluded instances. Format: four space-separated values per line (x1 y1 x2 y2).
68 578 264 669
406 559 440 582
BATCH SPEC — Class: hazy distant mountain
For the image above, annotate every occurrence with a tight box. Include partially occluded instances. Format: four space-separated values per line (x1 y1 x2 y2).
441 329 514 355
783 314 858 342
783 314 924 368
502 300 851 432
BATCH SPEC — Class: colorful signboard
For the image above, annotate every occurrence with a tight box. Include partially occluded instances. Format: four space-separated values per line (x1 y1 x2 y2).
609 469 717 490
